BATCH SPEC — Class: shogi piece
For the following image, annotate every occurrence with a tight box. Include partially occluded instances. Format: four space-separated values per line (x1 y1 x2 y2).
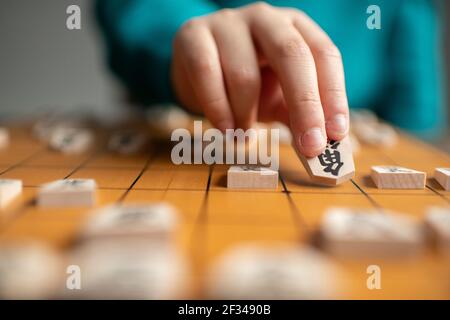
371 166 426 189
80 203 178 241
298 137 355 186
320 207 424 257
108 131 148 155
64 241 187 299
32 117 83 142
349 133 360 155
147 105 191 138
227 166 278 189
207 245 339 299
0 179 22 208
425 207 450 253
37 179 97 207
434 168 450 191
0 244 62 299
49 127 93 154
0 127 9 149
353 122 397 147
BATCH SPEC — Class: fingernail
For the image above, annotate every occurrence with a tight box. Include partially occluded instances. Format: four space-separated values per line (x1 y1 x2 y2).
300 127 326 149
326 114 348 135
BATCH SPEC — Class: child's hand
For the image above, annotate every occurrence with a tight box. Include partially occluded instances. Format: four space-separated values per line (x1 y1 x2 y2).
171 2 349 157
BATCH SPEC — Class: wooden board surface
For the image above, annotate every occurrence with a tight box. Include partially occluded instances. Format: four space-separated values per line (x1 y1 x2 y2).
0 120 449 299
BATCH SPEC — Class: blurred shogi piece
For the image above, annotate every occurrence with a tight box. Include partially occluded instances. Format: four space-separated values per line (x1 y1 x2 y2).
425 207 450 254
37 179 97 207
63 240 188 299
319 207 424 257
147 105 191 139
0 127 9 149
0 243 62 299
351 109 397 147
0 179 22 208
108 130 148 155
32 113 90 143
207 245 339 299
49 127 94 154
79 203 178 242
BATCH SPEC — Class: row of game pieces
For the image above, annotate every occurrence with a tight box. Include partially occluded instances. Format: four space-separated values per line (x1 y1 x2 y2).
0 203 449 299
1 163 449 209
226 165 450 190
0 202 187 299
1 107 397 153
0 122 149 155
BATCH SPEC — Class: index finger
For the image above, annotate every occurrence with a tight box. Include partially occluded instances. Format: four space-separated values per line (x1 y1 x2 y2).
288 9 350 141
249 11 327 158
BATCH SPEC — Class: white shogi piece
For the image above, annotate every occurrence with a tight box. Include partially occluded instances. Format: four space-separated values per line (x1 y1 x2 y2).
32 116 84 143
65 240 187 299
108 131 148 155
80 203 178 241
207 245 339 299
147 105 191 138
434 168 450 191
0 179 22 208
425 207 450 253
349 133 360 155
297 136 355 186
0 244 62 299
37 179 97 207
320 207 424 257
0 127 9 149
350 109 379 125
371 166 426 189
352 122 397 147
227 166 278 189
49 127 93 154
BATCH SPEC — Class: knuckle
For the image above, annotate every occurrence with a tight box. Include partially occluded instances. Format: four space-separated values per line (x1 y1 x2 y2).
204 95 228 109
294 90 321 106
275 36 310 58
228 66 259 88
252 2 272 13
178 18 203 37
287 8 307 20
216 8 237 20
325 85 346 96
189 56 217 75
314 43 342 61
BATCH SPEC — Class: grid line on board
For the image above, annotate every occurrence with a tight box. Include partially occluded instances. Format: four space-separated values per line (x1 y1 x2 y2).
116 152 155 203
279 171 310 234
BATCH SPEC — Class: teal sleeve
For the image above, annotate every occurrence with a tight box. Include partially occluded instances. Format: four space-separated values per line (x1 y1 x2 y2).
95 0 219 105
380 0 447 139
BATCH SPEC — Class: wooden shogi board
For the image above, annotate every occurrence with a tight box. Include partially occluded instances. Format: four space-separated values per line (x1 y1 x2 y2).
0 120 449 299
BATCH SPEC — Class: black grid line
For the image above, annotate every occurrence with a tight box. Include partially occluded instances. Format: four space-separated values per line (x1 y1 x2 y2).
116 152 155 203
279 171 310 235
350 179 382 209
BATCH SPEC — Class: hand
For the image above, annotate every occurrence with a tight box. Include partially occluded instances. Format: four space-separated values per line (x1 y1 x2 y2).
171 2 349 157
